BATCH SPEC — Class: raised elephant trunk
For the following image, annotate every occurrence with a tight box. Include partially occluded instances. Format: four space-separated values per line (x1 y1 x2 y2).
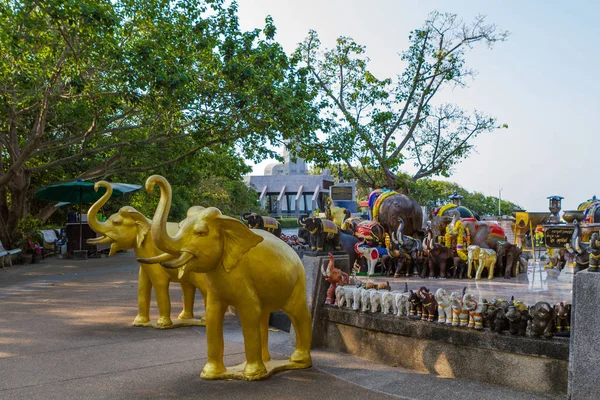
241 212 252 222
87 181 112 234
146 175 179 255
396 218 405 245
298 214 309 227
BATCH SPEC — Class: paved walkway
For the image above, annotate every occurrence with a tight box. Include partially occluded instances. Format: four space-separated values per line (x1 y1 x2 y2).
0 253 564 399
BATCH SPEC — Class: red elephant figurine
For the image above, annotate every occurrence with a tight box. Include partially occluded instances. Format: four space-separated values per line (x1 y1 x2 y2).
322 253 349 305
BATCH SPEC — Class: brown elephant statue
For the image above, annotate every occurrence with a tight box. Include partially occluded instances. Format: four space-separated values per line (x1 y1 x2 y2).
423 243 452 278
496 241 522 279
369 190 423 238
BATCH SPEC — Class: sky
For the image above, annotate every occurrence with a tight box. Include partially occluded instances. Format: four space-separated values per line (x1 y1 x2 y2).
235 0 599 212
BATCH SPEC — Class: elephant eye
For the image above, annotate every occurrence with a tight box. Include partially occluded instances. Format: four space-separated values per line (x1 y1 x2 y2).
194 227 209 236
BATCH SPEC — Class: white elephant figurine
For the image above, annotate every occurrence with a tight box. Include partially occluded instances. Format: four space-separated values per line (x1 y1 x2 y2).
335 285 346 308
467 245 481 279
381 291 394 314
369 290 382 313
354 244 382 276
463 293 484 329
395 292 410 316
352 287 363 311
360 288 375 312
435 288 452 324
476 249 497 280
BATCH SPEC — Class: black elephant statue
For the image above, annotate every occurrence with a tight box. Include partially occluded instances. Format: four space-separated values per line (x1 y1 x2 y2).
299 227 362 274
240 212 282 237
554 302 571 335
297 215 341 252
589 231 600 272
528 302 555 338
369 190 423 238
390 218 423 277
496 241 523 279
430 206 506 251
506 306 529 335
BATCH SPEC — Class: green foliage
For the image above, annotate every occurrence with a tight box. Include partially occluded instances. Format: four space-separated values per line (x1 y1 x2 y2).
0 0 319 245
294 13 508 190
15 215 43 251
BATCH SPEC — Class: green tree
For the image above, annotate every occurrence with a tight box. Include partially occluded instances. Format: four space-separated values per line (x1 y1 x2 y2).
294 12 508 189
0 0 319 245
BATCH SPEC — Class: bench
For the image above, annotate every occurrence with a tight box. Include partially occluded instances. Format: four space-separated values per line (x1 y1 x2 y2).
0 240 22 269
40 229 63 257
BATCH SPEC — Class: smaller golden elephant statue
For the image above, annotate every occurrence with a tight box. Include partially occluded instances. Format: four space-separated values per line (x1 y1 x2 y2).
468 246 497 280
138 175 312 381
87 181 207 328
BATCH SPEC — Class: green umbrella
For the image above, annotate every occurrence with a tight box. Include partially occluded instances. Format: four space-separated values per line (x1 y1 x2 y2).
35 180 142 251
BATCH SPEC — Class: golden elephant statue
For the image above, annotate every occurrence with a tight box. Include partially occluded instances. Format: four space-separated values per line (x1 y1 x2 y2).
467 245 497 280
138 175 312 381
87 181 207 328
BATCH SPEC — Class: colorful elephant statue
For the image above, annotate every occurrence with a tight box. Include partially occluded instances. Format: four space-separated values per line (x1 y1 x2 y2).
450 291 468 327
589 232 600 272
138 175 312 381
87 181 207 328
354 240 387 276
297 215 341 252
240 212 282 237
463 293 484 329
430 205 506 251
342 218 386 248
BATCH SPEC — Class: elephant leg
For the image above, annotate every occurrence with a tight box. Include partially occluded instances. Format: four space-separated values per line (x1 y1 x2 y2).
488 261 495 279
310 235 317 251
260 312 271 362
201 297 227 378
237 305 267 380
178 281 196 320
154 280 173 327
317 235 325 252
476 258 484 280
283 282 313 367
439 258 447 278
133 267 152 326
394 259 402 278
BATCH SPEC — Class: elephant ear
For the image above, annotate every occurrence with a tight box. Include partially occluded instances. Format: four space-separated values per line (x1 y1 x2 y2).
217 215 264 272
121 208 151 248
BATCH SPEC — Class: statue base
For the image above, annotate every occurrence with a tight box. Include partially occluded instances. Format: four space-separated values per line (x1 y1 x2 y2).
200 359 311 381
134 316 206 329
558 261 577 283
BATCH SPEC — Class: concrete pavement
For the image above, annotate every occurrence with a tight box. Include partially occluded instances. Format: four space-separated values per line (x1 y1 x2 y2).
0 252 564 399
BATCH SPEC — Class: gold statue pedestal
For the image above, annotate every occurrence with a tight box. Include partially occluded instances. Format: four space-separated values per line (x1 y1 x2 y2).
134 317 206 329
558 261 577 283
200 359 311 381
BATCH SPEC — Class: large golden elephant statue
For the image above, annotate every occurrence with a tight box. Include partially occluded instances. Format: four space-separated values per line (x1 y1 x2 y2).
138 175 312 381
87 181 207 328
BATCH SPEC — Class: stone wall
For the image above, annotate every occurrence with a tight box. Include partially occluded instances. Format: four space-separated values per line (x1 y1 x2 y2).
320 306 569 394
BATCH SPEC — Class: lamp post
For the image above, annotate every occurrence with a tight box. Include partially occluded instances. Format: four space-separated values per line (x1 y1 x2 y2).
498 187 503 216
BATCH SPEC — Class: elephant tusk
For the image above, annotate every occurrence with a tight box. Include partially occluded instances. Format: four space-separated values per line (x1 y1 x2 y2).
137 253 178 265
87 236 113 245
160 251 195 269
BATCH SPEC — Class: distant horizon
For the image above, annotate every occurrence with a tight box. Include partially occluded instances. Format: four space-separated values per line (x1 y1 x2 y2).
237 0 599 212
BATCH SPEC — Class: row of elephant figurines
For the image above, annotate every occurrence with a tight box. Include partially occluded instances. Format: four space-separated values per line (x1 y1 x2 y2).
332 285 571 338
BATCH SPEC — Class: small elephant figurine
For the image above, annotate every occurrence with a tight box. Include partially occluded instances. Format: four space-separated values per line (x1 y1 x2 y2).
588 232 600 272
390 218 423 277
487 306 509 333
450 291 468 327
354 241 387 276
528 302 555 338
434 288 452 324
554 302 572 335
463 293 484 329
298 215 341 252
505 305 529 335
496 241 522 279
408 290 423 318
241 213 282 237
417 287 437 322
322 253 349 305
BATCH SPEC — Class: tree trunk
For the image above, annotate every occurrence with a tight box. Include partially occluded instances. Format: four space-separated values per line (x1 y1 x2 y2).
4 170 32 247
35 204 59 224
